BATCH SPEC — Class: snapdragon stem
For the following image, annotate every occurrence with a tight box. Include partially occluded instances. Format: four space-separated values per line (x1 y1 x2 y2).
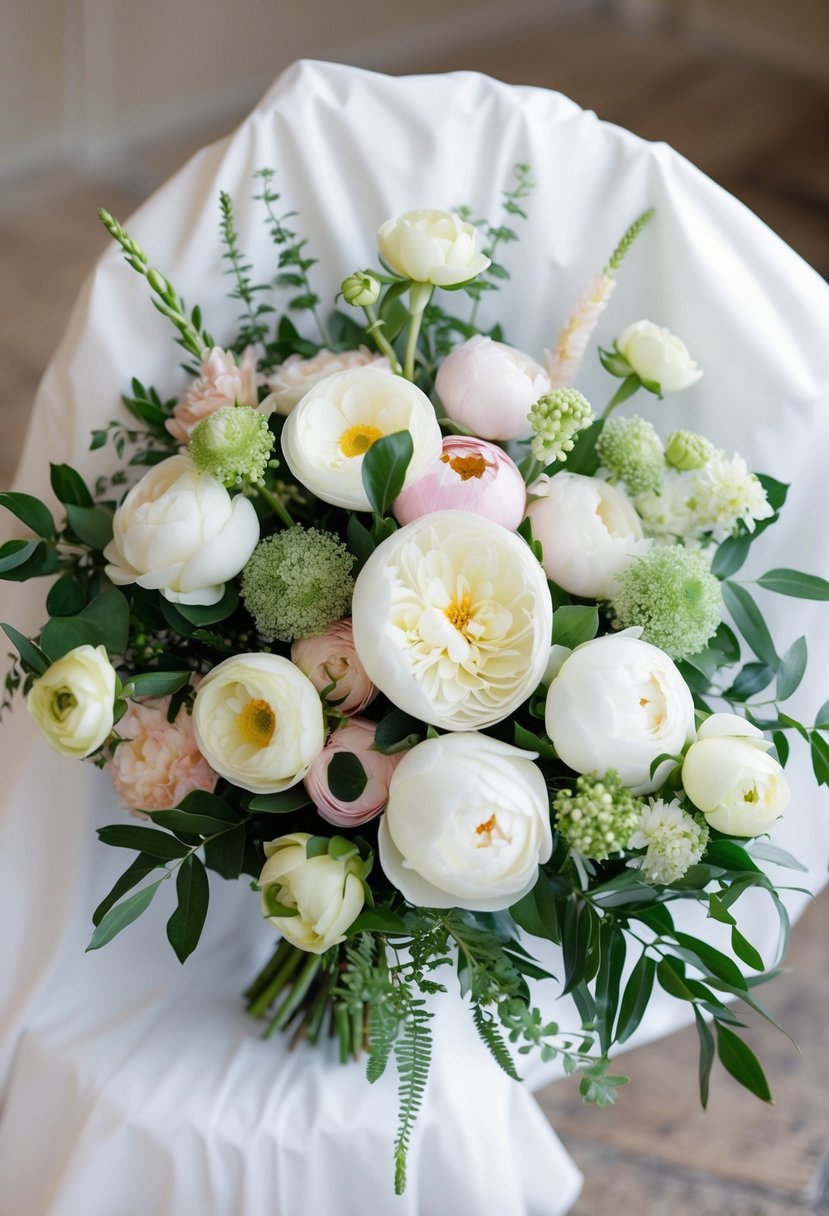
256 480 294 527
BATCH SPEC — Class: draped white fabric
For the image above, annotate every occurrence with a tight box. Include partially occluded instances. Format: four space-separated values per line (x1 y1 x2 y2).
1 60 828 1216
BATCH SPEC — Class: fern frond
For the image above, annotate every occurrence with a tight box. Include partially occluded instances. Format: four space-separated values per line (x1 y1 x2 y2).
472 1004 521 1081
393 1000 433 1195
366 998 400 1084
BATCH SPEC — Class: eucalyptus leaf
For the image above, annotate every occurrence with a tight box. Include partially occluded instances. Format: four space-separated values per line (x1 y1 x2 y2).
748 842 808 872
723 662 775 702
46 574 87 617
756 568 829 601
776 636 807 702
126 670 192 698
722 582 779 670
248 787 312 814
65 504 114 551
552 605 599 649
86 879 164 951
810 731 829 787
327 751 368 802
373 709 424 755
711 534 752 579
40 589 130 659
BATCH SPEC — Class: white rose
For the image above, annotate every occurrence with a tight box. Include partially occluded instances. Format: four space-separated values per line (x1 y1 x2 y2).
377 208 490 287
104 454 259 606
351 510 552 731
682 713 790 836
545 634 695 794
435 335 551 441
260 347 390 417
616 320 702 393
280 367 442 511
259 832 365 953
378 733 552 910
27 644 116 758
192 653 325 794
526 472 650 599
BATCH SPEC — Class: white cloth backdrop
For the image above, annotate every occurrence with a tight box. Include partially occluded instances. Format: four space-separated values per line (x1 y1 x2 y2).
1 60 828 1216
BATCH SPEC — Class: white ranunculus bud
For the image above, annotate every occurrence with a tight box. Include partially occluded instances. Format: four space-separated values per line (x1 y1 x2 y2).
259 832 365 953
435 335 551 441
545 634 695 794
104 453 259 606
378 733 552 910
526 472 650 599
27 644 116 758
377 209 490 287
192 653 325 794
616 320 702 393
681 713 790 836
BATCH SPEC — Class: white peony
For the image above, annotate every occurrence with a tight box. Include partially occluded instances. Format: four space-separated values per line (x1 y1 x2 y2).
259 832 365 953
377 209 490 287
351 510 553 730
280 367 442 510
378 733 552 910
192 653 325 794
616 320 702 393
544 634 695 794
104 453 259 606
681 713 790 836
27 644 116 759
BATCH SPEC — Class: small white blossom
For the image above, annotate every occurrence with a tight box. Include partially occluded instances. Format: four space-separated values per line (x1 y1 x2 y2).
627 798 708 885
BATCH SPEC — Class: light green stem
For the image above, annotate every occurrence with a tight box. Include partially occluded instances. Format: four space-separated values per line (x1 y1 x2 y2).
363 306 402 373
601 376 641 420
256 481 294 527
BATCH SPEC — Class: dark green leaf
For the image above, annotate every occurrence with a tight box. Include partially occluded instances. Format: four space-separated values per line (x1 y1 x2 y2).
554 418 603 478
513 722 558 760
674 932 747 990
50 463 93 508
0 491 56 539
510 875 561 944
694 1007 715 1108
772 730 789 767
40 589 129 659
722 582 779 670
97 824 189 860
561 901 595 995
126 670 192 698
65 504 114 550
616 954 656 1043
731 926 764 971
349 907 409 934
552 605 599 649
166 854 210 963
756 474 788 512
248 787 312 813
776 636 807 702
715 1022 772 1102
0 539 38 574
147 808 237 835
756 568 829 600
656 956 696 1002
595 924 627 1053
373 709 425 755
46 574 87 616
174 582 239 626
177 791 239 822
810 731 829 787
814 698 829 729
712 622 741 664
92 853 161 926
707 892 735 926
327 751 368 802
1 622 50 675
361 431 414 517
711 534 752 578
203 825 246 880
86 879 164 950
705 839 762 874
723 661 775 701
346 514 375 573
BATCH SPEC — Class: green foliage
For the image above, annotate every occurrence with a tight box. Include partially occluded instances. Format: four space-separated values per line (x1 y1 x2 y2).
361 431 414 518
219 190 274 349
254 169 326 350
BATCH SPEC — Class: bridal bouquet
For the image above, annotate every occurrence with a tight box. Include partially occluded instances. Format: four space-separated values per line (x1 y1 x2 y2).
3 166 828 1191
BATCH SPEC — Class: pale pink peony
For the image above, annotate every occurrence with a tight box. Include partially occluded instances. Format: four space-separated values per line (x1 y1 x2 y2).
108 693 217 815
393 435 527 531
262 347 390 416
435 335 550 441
291 618 377 716
166 346 261 444
304 717 401 828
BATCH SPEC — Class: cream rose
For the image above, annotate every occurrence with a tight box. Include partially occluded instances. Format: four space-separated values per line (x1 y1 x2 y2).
259 832 365 953
280 367 442 511
261 347 390 417
377 209 490 287
526 472 650 599
351 510 552 731
104 453 259 606
27 644 116 759
192 653 325 794
681 713 790 836
616 320 702 394
545 634 696 794
435 335 551 441
379 733 552 910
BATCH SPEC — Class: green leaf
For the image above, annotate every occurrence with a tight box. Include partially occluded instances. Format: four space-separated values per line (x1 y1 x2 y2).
327 751 368 802
595 924 627 1053
65 504 114 551
673 933 748 990
616 954 656 1043
731 926 764 971
704 839 762 874
0 539 38 574
50 463 93 507
147 808 238 835
203 825 246 880
346 514 375 573
97 824 189 860
0 491 56 539
361 430 414 517
715 1022 772 1102
40 589 130 659
555 418 603 478
513 722 558 760
810 731 829 787
722 582 779 670
723 661 775 702
552 605 599 649
86 879 164 950
174 583 239 626
776 636 807 702
772 730 789 766
166 854 210 963
92 853 161 926
656 956 696 1002
349 907 409 934
46 574 87 616
373 709 424 755
814 698 829 729
694 1007 715 1108
756 474 788 512
125 670 192 698
711 534 752 578
748 842 807 872
248 787 312 814
756 568 829 600
561 900 595 995
306 835 331 859
707 892 736 926
510 875 561 944
1 622 50 675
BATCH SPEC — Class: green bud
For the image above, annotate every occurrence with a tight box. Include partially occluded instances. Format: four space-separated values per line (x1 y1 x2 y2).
341 272 380 307
665 429 715 471
147 267 170 296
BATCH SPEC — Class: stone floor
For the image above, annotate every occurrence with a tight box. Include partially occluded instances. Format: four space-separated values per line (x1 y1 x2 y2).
2 8 828 1213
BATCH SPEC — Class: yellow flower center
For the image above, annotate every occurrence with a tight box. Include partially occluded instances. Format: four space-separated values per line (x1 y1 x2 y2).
440 452 492 481
744 786 758 804
444 593 472 634
238 698 277 748
339 424 383 458
476 814 496 836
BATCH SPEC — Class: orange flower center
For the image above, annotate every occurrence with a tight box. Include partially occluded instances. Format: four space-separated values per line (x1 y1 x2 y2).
238 698 276 748
441 452 492 481
339 424 383 458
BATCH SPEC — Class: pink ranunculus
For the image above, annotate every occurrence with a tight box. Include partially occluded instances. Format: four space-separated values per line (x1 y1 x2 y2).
108 693 217 816
166 346 261 444
435 334 551 441
261 347 391 417
393 435 527 531
304 717 401 828
291 619 378 716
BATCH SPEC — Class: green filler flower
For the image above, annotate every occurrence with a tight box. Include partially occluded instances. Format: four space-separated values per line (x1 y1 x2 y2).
242 526 355 641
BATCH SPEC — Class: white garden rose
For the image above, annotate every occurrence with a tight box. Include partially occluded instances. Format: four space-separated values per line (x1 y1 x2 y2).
280 367 442 510
377 209 490 286
27 644 116 759
616 320 702 393
351 510 553 730
259 832 365 953
526 472 650 599
545 634 695 794
192 653 325 794
378 733 552 910
104 453 259 606
681 713 790 836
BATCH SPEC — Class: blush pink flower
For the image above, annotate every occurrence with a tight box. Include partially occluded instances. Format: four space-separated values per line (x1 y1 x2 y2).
108 693 217 815
435 335 550 441
166 346 261 444
393 435 527 531
304 717 401 828
291 618 377 715
262 347 391 417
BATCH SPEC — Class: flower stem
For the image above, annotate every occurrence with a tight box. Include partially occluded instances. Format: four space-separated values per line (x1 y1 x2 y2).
402 283 433 382
264 953 324 1038
363 306 402 373
247 943 306 1018
601 375 641 419
256 481 294 527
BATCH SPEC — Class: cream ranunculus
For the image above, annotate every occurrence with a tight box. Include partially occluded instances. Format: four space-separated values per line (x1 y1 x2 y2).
435 335 551 441
377 209 490 287
616 320 702 393
681 713 790 836
351 510 553 730
526 472 650 599
378 733 552 910
545 634 695 794
192 653 325 794
259 832 365 953
27 644 116 758
104 453 259 606
280 367 442 511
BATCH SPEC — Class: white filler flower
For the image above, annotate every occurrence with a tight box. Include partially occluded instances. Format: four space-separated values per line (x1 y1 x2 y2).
351 510 553 730
280 367 442 510
627 798 708 884
378 732 552 910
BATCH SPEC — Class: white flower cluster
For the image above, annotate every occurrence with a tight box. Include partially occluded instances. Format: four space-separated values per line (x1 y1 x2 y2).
627 799 708 885
637 451 773 544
